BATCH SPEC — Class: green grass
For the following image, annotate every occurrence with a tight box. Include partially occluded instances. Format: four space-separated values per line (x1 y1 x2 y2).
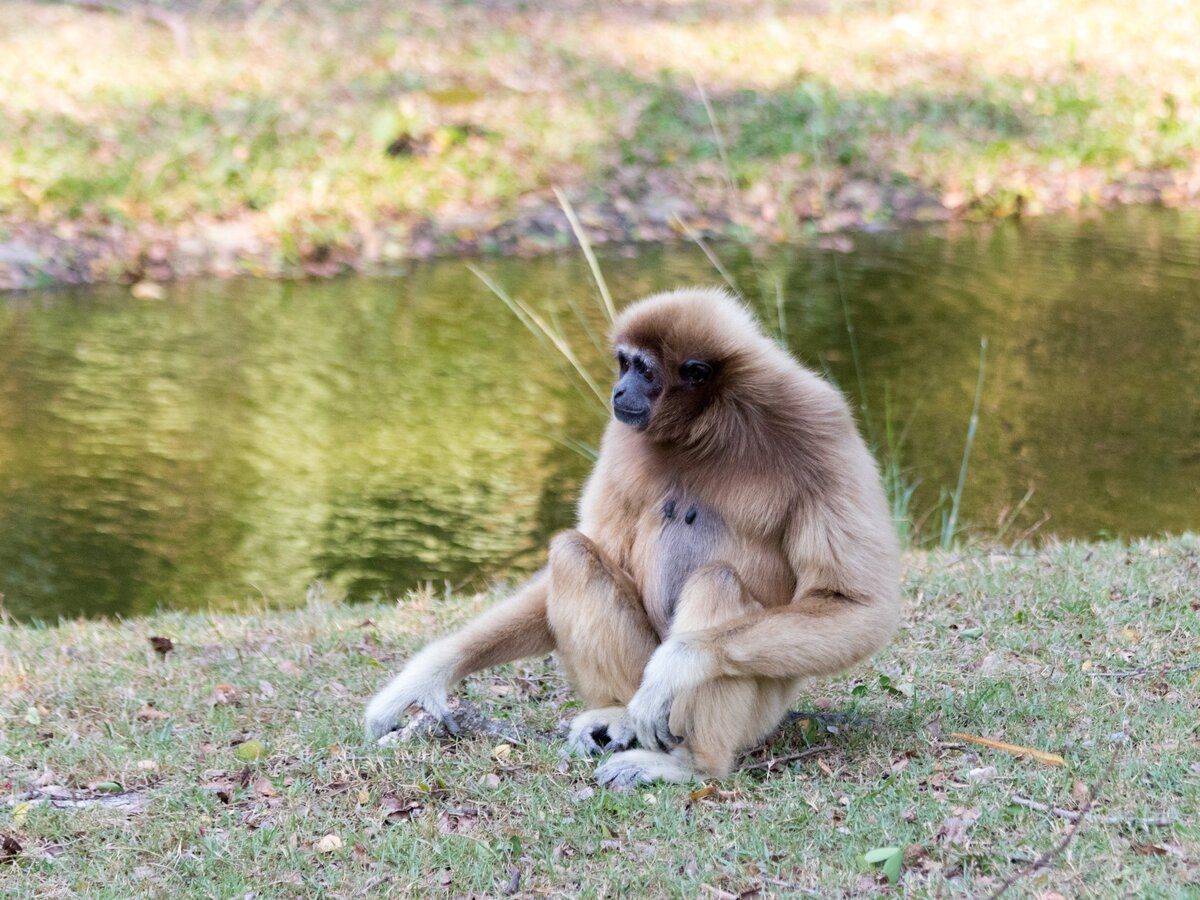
3 538 1198 896
3 0 1200 277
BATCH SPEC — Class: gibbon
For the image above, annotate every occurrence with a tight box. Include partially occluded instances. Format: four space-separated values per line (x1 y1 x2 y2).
365 287 901 785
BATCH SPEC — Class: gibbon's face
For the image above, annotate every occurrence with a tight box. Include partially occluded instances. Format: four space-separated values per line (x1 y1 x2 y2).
611 343 716 431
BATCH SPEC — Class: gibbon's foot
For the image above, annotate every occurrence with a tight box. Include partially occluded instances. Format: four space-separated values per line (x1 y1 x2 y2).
595 749 697 788
567 706 635 756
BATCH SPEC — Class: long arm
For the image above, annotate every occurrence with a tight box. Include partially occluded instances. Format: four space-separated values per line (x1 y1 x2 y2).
364 571 554 739
694 488 901 680
626 483 901 750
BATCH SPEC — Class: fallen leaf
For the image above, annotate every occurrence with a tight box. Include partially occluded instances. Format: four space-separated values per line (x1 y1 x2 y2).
939 814 972 847
137 706 169 721
967 766 997 782
277 660 303 677
1 834 21 861
93 781 123 793
689 785 718 802
1131 843 1168 857
950 732 1065 767
208 683 240 706
10 804 29 828
136 760 159 771
492 743 512 760
1122 627 1143 644
24 707 40 726
148 636 174 657
380 796 423 822
235 740 267 762
314 834 342 853
253 776 277 797
357 789 370 805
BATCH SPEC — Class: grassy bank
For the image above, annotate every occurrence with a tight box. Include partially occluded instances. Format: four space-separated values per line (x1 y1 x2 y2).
3 0 1200 288
2 538 1197 896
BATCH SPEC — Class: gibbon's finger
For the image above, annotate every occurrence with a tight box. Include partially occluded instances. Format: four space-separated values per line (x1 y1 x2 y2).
438 711 461 737
605 719 636 753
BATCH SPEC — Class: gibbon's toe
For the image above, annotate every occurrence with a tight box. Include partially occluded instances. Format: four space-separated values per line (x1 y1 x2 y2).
567 706 634 756
594 749 695 788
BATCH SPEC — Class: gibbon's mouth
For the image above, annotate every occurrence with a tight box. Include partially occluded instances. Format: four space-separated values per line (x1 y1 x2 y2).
613 402 651 429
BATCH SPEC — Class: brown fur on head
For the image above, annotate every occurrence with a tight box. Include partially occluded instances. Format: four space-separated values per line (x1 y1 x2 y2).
610 287 825 458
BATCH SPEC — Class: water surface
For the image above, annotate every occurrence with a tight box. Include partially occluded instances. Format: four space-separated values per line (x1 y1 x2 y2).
1 208 1198 619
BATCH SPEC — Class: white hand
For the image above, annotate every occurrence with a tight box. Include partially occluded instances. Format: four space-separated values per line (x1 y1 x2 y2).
364 642 457 740
626 640 712 751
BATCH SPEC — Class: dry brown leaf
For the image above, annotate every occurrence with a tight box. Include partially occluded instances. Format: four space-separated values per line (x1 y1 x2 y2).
1 835 21 861
949 732 1065 767
314 834 342 853
137 705 169 721
208 683 241 706
1130 843 1168 857
148 636 174 657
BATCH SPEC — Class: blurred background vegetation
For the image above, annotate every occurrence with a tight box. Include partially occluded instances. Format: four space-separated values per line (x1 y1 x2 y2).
2 0 1199 285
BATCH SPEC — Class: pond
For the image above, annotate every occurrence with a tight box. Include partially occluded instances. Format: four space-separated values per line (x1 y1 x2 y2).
1 207 1198 620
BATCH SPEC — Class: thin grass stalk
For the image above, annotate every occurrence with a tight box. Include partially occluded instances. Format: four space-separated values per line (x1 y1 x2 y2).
995 485 1036 543
672 214 742 297
941 336 988 547
468 264 609 408
693 76 739 222
773 276 788 345
553 187 616 323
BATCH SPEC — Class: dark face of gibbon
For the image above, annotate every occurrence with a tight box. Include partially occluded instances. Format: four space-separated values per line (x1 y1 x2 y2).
610 343 718 432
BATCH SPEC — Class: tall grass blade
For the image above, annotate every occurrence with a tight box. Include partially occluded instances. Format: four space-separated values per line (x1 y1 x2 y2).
693 76 739 218
468 264 609 409
941 336 988 548
773 276 788 345
672 214 742 297
553 187 616 324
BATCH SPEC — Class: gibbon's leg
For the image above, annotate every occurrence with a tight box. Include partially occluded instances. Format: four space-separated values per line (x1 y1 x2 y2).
364 573 553 740
546 531 660 755
596 564 793 786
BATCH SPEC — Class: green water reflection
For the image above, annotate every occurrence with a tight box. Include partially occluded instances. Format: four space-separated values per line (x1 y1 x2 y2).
1 208 1197 619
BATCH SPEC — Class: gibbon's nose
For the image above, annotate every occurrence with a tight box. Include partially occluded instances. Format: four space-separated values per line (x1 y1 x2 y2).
613 387 625 400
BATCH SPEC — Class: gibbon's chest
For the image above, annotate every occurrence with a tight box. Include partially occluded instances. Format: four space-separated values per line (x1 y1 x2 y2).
634 490 724 637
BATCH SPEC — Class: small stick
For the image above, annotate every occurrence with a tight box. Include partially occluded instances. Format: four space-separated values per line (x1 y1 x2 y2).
949 732 1065 767
741 743 832 772
988 749 1120 900
1010 794 1172 828
1089 662 1200 679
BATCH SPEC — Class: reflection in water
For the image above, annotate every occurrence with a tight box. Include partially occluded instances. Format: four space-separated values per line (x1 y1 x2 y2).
1 208 1197 619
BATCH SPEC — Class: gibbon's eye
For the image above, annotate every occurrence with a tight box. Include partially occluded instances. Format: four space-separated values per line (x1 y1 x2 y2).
679 360 713 384
617 351 629 373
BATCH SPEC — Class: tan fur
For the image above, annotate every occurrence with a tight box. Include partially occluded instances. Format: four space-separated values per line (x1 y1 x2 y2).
365 287 901 782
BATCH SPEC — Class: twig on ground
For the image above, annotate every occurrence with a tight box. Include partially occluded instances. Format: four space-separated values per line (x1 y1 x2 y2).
1088 661 1200 679
1009 794 1172 828
988 748 1121 900
741 743 833 772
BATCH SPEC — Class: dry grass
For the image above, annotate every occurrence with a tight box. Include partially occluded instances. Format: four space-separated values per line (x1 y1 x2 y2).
2 537 1198 896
